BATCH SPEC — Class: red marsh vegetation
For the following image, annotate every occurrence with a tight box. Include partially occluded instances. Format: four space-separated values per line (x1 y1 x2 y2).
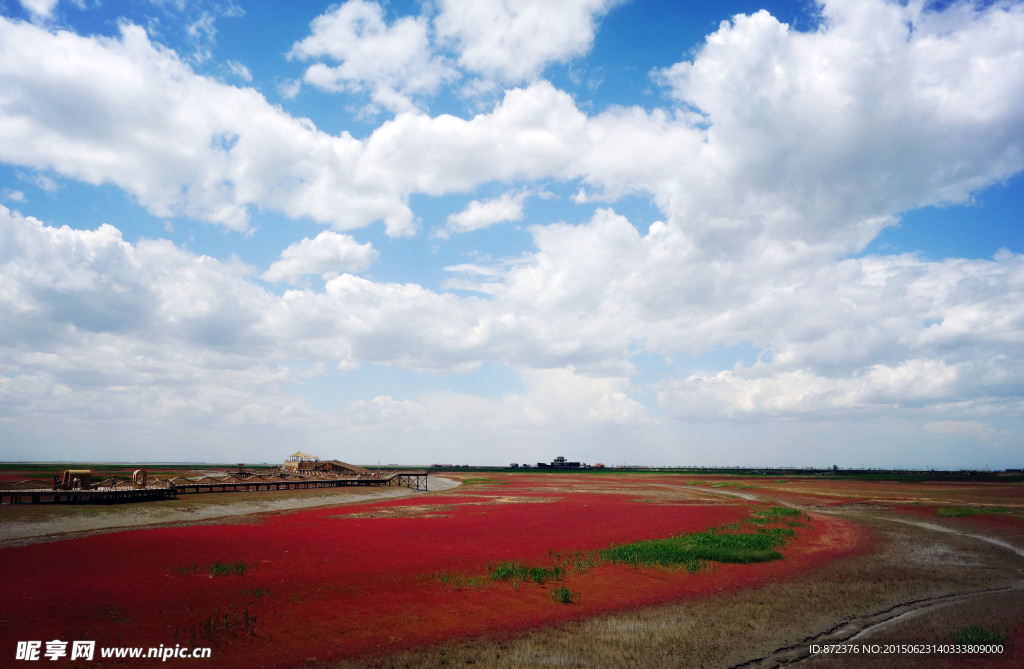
1 474 864 667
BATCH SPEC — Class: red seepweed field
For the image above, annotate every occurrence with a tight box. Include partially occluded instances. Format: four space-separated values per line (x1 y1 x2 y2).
0 472 867 668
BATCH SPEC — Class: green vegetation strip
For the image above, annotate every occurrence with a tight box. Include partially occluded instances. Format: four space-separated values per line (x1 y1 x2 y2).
935 506 1009 517
489 560 564 584
600 527 794 572
432 505 809 600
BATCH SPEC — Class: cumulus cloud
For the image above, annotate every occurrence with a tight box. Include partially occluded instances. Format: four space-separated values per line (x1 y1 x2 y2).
434 0 621 85
290 0 457 113
643 0 1024 256
657 360 965 420
0 17 411 235
5 0 1020 251
3 0 1024 465
262 231 379 284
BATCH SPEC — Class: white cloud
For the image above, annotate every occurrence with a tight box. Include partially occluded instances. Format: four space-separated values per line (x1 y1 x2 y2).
290 0 457 113
19 0 59 22
6 0 1019 252
435 0 620 85
657 359 965 420
262 231 379 284
642 0 1024 257
444 189 527 234
3 1 1024 466
0 17 413 235
225 59 252 82
343 395 430 432
338 367 652 437
923 421 1015 451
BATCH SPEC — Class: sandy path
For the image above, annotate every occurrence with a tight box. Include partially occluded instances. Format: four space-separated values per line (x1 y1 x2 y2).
0 476 461 547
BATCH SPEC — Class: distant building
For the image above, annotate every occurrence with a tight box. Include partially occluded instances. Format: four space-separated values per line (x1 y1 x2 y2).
281 451 367 476
536 456 582 469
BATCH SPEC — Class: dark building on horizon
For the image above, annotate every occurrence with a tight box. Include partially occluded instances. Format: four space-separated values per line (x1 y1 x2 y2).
536 456 582 469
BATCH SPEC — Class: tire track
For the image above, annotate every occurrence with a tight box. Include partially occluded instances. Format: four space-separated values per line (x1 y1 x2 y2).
681 484 1024 668
729 584 1020 668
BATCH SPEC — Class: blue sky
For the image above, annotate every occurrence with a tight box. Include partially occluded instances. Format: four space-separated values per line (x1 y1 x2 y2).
1 0 1022 468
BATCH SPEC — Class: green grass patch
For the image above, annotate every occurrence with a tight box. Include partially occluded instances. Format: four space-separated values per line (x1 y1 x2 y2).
435 504 808 602
462 478 506 485
951 625 1006 645
489 560 564 585
747 506 805 526
600 527 791 572
935 506 1008 517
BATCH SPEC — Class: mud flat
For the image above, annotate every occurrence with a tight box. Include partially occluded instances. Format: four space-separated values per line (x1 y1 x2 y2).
2 472 1020 668
327 475 1024 669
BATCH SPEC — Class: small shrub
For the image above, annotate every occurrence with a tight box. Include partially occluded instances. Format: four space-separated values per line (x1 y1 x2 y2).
187 607 258 644
550 585 580 604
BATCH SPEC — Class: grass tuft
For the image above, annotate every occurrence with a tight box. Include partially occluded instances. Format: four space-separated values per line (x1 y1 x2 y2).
950 625 1006 645
208 560 251 576
176 560 252 577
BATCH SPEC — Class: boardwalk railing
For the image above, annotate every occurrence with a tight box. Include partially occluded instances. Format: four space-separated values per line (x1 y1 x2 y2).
1 470 429 504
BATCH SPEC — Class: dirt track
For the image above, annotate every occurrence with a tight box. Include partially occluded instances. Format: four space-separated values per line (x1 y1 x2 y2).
697 484 1024 668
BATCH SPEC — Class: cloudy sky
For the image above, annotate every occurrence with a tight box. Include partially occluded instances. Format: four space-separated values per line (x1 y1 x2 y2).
1 0 1022 468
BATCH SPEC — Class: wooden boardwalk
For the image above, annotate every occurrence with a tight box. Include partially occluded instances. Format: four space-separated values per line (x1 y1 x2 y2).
0 471 428 505
0 488 176 505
